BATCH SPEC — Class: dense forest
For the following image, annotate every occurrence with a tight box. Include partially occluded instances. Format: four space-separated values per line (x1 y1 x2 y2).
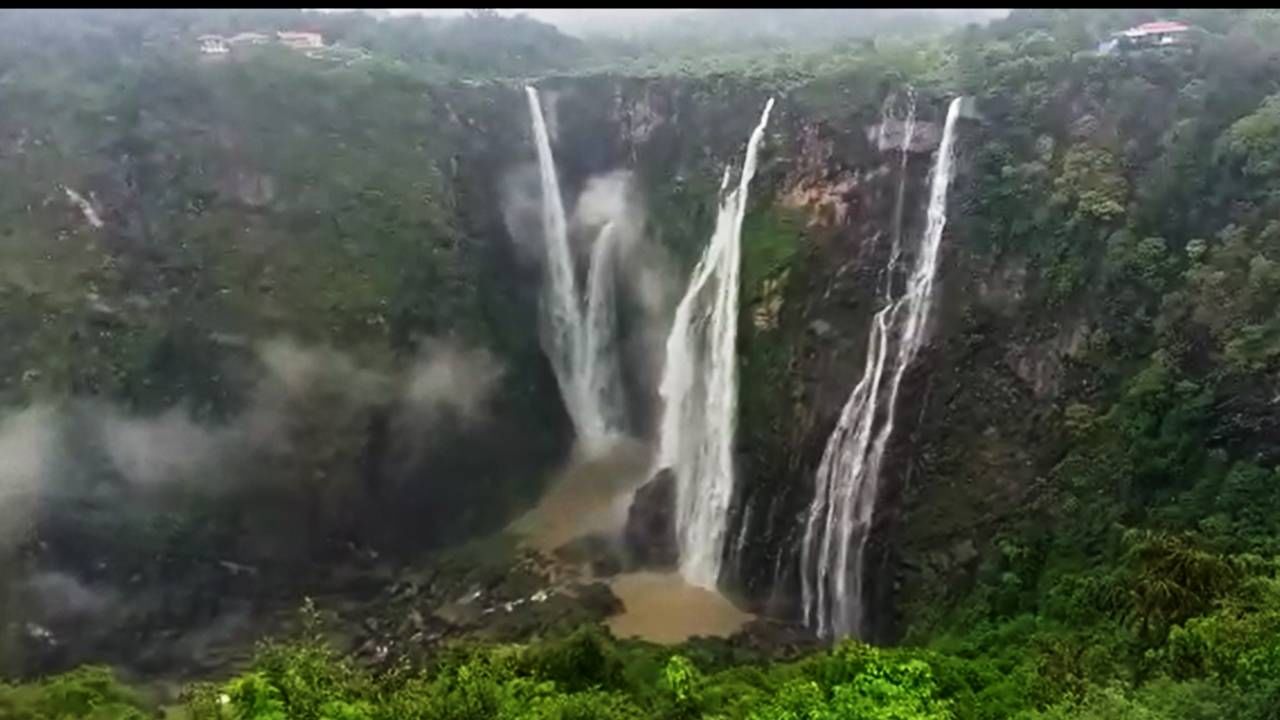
2 7 1280 719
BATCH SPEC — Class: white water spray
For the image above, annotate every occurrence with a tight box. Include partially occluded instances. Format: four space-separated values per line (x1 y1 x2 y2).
525 86 624 451
800 96 963 639
655 98 774 590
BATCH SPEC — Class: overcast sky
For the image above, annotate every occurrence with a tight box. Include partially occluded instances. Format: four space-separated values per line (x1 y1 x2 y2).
314 9 1011 38
315 9 703 36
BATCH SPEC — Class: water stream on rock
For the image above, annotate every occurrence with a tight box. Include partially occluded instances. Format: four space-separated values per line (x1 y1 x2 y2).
654 98 774 590
800 96 962 638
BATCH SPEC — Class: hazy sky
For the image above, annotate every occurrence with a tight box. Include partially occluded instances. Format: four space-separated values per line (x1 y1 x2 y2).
316 8 702 36
313 9 1010 37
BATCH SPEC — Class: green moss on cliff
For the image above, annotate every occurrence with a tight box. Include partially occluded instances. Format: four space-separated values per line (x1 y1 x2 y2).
738 206 807 445
741 206 804 296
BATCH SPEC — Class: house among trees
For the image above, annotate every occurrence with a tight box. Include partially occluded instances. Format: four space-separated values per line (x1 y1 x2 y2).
197 34 229 55
195 30 324 55
1098 20 1194 54
228 32 270 47
276 31 325 50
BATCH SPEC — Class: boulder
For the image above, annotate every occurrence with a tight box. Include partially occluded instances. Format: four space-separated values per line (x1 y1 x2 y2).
622 469 678 570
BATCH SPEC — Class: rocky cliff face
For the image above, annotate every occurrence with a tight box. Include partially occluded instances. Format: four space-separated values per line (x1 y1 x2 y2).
519 77 995 639
522 65 1263 644
720 92 974 641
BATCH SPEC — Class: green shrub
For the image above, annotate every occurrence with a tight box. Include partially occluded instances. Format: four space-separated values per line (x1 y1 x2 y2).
0 666 150 720
523 625 625 693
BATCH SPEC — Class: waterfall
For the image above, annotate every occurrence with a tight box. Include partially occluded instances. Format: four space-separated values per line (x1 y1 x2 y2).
800 96 963 639
525 86 623 451
583 222 625 436
655 98 774 590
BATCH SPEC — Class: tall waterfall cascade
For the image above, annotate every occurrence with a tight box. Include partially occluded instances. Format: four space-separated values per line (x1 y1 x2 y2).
654 98 775 590
583 222 625 434
800 96 964 639
525 86 625 452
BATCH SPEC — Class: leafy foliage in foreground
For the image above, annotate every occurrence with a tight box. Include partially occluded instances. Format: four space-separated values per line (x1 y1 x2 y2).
4 552 1265 720
2 548 1259 717
0 666 149 720
173 620 962 720
12 554 1278 720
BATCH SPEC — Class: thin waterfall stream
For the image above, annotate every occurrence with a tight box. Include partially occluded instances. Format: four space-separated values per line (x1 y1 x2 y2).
800 96 963 638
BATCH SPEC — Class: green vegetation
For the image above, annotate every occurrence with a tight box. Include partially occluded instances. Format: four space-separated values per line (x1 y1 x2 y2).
0 666 149 720
894 8 1280 719
0 9 589 81
4 7 1280 719
9 553 1273 718
1 612 1002 719
0 8 574 555
737 206 807 513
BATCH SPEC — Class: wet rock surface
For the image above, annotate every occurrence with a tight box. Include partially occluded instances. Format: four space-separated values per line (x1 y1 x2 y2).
622 469 678 570
327 540 630 670
728 617 825 660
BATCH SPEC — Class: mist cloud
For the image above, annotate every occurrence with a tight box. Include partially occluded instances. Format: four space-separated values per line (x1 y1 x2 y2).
0 335 507 663
99 405 220 489
257 336 388 402
503 156 683 442
3 336 505 503
0 405 59 550
20 571 118 624
500 163 548 267
573 170 643 240
404 341 505 427
572 170 680 438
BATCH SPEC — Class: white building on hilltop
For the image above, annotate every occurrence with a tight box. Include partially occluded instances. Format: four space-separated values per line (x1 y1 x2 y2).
228 32 271 46
276 31 325 50
197 34 229 55
1099 20 1194 54
197 30 326 56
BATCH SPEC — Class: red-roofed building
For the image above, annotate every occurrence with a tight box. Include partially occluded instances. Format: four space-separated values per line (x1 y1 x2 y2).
1107 20 1193 51
1134 21 1190 33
